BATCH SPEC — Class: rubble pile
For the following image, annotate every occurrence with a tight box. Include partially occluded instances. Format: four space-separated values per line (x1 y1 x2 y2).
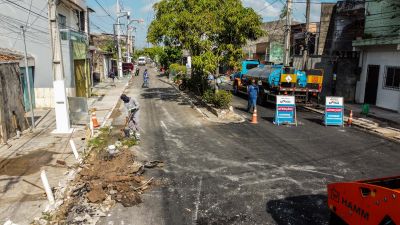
33 127 163 225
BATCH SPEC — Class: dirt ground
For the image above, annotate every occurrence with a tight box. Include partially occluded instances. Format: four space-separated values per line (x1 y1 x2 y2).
32 126 163 225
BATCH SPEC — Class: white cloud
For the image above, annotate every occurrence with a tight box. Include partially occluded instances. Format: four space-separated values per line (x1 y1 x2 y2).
292 2 321 23
243 0 281 17
243 0 325 23
140 0 159 13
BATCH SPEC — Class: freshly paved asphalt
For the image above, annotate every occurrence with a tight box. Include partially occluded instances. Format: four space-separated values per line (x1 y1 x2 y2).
99 68 400 225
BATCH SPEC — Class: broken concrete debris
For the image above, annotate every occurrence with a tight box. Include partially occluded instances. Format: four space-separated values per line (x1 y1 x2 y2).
32 127 163 225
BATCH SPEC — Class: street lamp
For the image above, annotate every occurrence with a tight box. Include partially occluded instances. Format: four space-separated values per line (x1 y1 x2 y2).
126 17 144 63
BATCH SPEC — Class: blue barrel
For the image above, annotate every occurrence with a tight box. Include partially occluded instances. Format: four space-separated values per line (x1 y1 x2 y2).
295 70 307 88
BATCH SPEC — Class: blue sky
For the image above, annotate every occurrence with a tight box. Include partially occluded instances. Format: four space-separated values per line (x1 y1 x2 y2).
88 0 338 49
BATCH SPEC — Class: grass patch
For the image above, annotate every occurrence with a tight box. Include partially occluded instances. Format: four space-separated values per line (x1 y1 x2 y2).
121 138 137 147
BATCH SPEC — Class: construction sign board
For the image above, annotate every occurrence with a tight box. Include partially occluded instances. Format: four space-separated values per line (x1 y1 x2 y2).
324 96 344 126
274 95 297 126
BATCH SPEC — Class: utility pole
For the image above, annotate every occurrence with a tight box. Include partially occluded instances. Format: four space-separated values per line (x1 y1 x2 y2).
126 14 132 63
48 0 71 133
126 26 135 63
126 18 142 63
116 0 123 78
302 0 311 70
283 0 292 66
20 26 35 130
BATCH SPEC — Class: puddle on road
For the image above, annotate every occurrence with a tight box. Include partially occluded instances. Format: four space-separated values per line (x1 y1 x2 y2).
0 149 57 176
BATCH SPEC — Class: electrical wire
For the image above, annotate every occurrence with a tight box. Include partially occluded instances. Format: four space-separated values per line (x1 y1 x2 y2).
3 0 96 33
94 0 115 21
25 0 33 27
257 0 280 13
91 21 108 33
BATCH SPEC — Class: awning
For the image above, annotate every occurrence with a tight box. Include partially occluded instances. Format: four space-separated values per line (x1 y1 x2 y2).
353 36 400 47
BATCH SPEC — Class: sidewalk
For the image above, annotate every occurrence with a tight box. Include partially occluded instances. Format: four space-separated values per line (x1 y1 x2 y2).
0 78 129 224
304 103 400 143
344 104 400 129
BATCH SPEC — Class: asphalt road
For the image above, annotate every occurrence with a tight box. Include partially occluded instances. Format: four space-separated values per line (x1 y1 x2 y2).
99 68 400 225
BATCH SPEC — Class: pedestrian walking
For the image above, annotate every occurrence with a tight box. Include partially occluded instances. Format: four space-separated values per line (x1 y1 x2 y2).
108 68 118 85
120 94 140 139
143 69 149 88
247 79 259 113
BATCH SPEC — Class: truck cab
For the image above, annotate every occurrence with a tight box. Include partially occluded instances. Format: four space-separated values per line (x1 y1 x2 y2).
232 59 260 80
232 59 260 93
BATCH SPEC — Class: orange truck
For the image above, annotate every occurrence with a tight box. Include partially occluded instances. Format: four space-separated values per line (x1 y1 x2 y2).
327 176 400 224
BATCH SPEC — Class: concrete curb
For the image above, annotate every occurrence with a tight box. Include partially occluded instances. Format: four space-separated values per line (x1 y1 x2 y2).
302 106 400 143
159 78 209 118
101 78 131 128
160 77 245 123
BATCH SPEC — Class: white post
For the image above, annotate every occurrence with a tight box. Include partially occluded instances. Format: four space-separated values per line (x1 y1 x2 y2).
48 0 72 133
127 26 131 63
40 170 55 205
117 0 123 78
69 140 82 162
89 119 94 137
20 26 35 129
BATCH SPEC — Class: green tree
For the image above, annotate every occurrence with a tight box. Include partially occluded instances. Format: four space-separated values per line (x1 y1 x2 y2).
147 0 264 76
134 46 182 68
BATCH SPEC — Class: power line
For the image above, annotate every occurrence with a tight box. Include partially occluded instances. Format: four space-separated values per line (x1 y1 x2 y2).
94 0 115 21
257 0 280 13
25 0 33 27
4 0 47 20
26 3 48 31
0 13 49 34
3 0 85 33
91 21 108 33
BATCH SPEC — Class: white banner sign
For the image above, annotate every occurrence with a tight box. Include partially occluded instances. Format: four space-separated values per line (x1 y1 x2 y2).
277 95 295 105
326 96 343 106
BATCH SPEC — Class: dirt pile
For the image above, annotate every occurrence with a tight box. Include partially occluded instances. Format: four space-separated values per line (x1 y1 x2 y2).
33 127 163 225
78 149 150 207
58 148 162 224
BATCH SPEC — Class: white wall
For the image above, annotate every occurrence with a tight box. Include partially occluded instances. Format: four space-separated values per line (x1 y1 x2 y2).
0 0 86 108
356 46 400 112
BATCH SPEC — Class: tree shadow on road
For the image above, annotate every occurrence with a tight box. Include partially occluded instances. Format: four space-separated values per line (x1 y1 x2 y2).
141 87 182 102
266 194 330 225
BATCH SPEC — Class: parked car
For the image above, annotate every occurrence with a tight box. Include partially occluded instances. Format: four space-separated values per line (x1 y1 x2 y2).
122 62 134 75
137 56 146 66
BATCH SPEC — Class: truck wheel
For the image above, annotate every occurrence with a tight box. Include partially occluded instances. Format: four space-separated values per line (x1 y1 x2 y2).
179 83 187 91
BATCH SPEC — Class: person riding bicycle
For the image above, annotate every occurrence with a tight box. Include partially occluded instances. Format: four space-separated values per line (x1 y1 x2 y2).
143 69 149 88
120 94 140 139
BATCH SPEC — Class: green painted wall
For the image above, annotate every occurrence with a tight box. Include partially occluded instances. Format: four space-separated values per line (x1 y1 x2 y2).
364 0 400 38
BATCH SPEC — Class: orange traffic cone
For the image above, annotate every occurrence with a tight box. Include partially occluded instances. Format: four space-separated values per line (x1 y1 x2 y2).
91 112 100 128
251 108 258 124
347 110 353 127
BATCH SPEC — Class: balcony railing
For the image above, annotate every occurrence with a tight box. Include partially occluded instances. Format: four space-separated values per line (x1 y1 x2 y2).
60 29 88 43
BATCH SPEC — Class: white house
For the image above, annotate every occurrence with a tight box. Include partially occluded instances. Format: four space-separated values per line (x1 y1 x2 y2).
353 0 400 113
0 0 92 108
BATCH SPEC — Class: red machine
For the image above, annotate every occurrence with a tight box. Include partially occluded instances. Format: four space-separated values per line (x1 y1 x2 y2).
327 176 400 224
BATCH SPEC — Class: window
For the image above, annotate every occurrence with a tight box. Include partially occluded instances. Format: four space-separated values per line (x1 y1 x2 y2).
58 14 66 29
246 64 258 70
384 66 400 90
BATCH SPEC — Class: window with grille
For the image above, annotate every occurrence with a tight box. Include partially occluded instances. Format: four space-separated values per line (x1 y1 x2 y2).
384 66 400 90
58 14 66 29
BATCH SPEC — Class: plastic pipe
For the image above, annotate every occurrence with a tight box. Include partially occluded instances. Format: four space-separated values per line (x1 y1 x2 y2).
69 140 81 162
40 170 55 205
